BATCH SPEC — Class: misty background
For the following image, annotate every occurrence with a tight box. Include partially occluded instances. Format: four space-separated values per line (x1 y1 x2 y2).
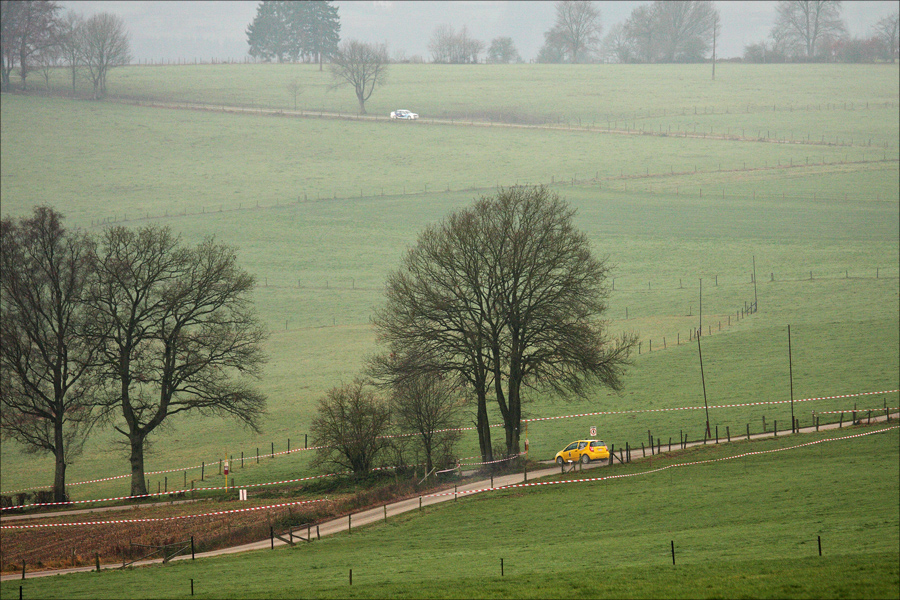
57 1 897 64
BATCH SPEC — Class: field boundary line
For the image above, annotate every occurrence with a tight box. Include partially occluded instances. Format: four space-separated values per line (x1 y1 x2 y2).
3 389 896 497
4 426 895 531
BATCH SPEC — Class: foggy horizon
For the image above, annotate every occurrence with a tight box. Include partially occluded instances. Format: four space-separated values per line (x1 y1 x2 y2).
57 1 898 65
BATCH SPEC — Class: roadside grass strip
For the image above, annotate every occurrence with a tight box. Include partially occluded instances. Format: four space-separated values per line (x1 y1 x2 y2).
421 425 900 500
4 388 894 497
7 426 890 530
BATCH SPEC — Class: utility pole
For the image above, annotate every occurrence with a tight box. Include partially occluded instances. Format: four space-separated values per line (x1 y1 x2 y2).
698 336 711 439
699 278 702 338
788 325 795 432
753 255 758 312
712 12 718 81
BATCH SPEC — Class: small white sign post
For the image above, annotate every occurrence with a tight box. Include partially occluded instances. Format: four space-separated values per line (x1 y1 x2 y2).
589 426 597 437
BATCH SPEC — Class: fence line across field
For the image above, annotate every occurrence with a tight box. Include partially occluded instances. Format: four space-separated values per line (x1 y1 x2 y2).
3 426 894 531
3 388 896 502
85 153 899 230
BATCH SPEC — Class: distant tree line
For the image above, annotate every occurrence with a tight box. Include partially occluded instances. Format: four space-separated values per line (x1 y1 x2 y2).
0 0 131 97
420 1 897 66
742 1 898 63
1 207 268 501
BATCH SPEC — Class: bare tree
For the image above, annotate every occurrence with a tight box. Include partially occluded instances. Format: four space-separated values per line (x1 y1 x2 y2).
87 225 267 497
872 11 899 62
374 207 497 461
328 39 388 115
310 379 392 476
428 24 484 63
458 27 485 63
655 1 718 62
427 24 454 63
80 11 130 99
285 76 302 110
601 23 635 63
1 207 101 503
375 186 635 459
623 4 659 63
56 10 82 94
773 0 846 60
544 0 602 63
370 352 463 477
711 9 720 78
487 36 520 64
0 0 60 89
34 40 59 89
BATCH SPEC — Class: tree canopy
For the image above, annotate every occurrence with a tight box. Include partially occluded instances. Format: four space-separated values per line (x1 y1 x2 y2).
0 0 60 89
620 1 718 63
772 0 846 59
87 225 267 496
329 39 388 115
374 186 635 461
1 207 100 502
310 379 392 476
540 0 602 63
246 0 340 68
487 36 521 64
81 12 131 99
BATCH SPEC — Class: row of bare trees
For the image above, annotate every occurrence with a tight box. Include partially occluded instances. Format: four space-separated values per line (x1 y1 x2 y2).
595 1 721 64
743 2 898 63
0 0 131 98
310 187 635 477
1 208 267 500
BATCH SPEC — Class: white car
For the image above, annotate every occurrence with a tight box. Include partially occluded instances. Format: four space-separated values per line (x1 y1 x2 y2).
390 109 419 120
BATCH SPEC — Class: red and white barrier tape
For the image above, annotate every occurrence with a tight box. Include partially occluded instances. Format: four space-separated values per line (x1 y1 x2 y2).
4 388 896 496
3 426 895 530
0 473 345 512
0 498 332 529
813 407 898 415
1 445 325 495
458 453 523 467
522 390 899 422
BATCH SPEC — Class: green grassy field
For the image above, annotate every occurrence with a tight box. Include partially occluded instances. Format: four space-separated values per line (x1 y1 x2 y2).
0 64 897 508
2 426 897 599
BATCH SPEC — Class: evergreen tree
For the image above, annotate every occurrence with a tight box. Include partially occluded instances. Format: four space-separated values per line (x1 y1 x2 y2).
246 1 340 65
304 1 340 70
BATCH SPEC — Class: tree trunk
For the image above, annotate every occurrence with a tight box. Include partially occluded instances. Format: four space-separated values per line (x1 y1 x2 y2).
423 436 434 476
504 369 522 457
53 424 67 503
476 390 492 463
129 434 148 496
